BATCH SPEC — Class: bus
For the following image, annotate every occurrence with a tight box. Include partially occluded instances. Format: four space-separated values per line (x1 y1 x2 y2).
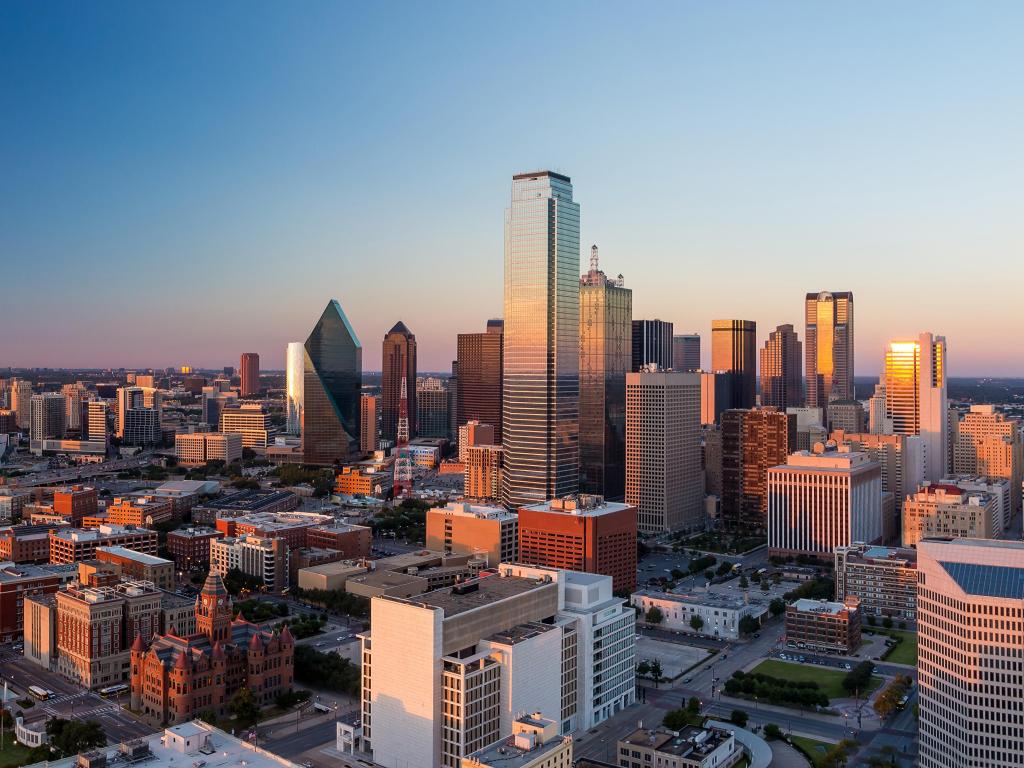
28 686 50 701
312 703 331 714
99 684 129 697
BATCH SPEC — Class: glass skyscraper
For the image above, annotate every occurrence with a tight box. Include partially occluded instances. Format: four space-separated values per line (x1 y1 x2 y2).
580 245 631 500
302 299 362 466
285 341 304 436
884 332 947 481
711 319 757 409
805 291 854 408
501 170 580 509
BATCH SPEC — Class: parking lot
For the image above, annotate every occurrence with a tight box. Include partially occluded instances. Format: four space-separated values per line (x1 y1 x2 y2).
634 636 710 680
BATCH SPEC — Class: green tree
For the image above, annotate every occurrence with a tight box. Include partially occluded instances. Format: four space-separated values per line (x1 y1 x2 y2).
769 598 786 617
686 697 701 714
637 660 651 676
229 687 260 723
46 718 107 757
739 575 749 589
650 659 663 681
645 606 664 625
729 709 749 727
763 723 783 740
739 615 760 635
867 614 877 626
689 614 704 632
882 616 894 629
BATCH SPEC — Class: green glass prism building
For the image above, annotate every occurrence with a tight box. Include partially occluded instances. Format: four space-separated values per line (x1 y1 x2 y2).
302 299 362 466
501 170 580 508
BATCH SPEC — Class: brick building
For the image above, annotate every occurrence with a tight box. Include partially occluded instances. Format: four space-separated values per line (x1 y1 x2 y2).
166 527 224 571
49 524 159 564
0 563 65 643
106 495 175 527
785 597 862 655
96 546 175 591
191 489 299 525
130 572 294 725
425 501 518 567
214 511 333 551
305 521 372 558
0 523 60 563
52 485 99 524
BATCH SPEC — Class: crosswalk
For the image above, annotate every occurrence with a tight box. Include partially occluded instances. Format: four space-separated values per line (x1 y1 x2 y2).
42 701 119 718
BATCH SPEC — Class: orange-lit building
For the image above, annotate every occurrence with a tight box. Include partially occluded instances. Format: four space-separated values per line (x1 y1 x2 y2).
518 494 637 593
106 495 175 527
0 523 59 563
239 352 260 397
49 524 159 564
214 511 333 551
425 501 518 566
306 522 372 558
335 466 391 497
52 486 98 525
166 527 225 571
464 444 504 501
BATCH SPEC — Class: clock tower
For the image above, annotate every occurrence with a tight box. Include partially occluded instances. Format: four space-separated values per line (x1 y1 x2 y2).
196 572 232 644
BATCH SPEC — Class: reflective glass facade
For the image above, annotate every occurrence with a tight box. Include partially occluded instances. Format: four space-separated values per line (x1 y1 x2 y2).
805 291 854 408
580 253 631 500
760 324 803 410
456 322 503 442
285 341 304 436
884 333 947 480
710 319 757 409
631 319 673 372
502 171 580 508
381 321 417 445
302 300 362 466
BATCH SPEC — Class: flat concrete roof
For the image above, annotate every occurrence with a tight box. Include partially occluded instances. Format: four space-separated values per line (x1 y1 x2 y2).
404 574 550 618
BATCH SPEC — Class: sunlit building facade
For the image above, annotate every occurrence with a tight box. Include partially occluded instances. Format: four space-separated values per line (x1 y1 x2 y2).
285 341 304 435
579 245 631 500
239 352 260 397
360 394 380 453
501 171 580 509
760 323 803 410
302 299 362 466
382 321 417 445
804 291 854 408
952 404 1023 518
456 320 503 443
884 332 947 481
710 320 756 409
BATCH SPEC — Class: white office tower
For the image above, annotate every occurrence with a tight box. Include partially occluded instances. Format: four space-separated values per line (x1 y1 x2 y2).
360 564 635 768
29 392 67 454
867 376 891 434
285 340 304 435
883 333 947 481
917 538 1024 768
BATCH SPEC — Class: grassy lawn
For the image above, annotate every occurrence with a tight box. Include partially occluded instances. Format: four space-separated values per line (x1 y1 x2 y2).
0 731 34 768
790 735 835 768
751 659 882 700
878 630 918 665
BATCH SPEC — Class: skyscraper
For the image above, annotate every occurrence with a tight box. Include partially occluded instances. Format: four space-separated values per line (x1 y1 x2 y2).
884 332 947 481
416 377 449 439
61 382 89 432
711 320 756 409
631 319 673 372
116 386 161 445
239 352 260 397
579 245 631 500
29 392 67 454
501 171 580 509
302 299 362 466
759 324 803 410
672 334 701 372
10 378 32 429
721 408 796 529
805 291 854 408
359 394 380 454
285 341 304 436
381 321 417 446
953 404 1023 517
456 320 503 443
917 538 1024 768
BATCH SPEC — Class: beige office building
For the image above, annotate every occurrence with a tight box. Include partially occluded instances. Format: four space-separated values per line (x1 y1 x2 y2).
626 371 703 534
952 404 1022 522
219 403 271 448
902 482 998 548
464 444 504 500
883 333 947 481
175 431 243 466
426 501 517 566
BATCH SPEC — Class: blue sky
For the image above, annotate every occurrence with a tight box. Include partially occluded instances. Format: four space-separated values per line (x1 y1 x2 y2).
2 2 1022 374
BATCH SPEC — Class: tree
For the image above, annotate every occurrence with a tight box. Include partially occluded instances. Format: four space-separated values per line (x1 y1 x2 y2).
739 575 749 589
637 660 651 676
729 709 749 727
763 723 783 740
689 614 704 632
867 614 877 626
229 687 260 723
649 659 663 681
769 598 786 617
821 739 858 768
843 661 875 695
686 697 701 715
882 616 894 630
739 615 760 635
45 718 106 758
645 606 664 625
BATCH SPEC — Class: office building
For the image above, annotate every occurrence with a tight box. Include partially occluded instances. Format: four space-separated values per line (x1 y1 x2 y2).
672 334 701 372
518 494 637 592
0 563 65 643
463 713 573 768
382 321 417 445
0 488 31 523
902 481 998 547
202 387 237 429
175 431 243 466
917 538 1024 768
767 447 883 559
239 352 260 396
710 320 756 409
834 544 918 621
335 465 392 498
884 332 948 481
417 377 450 439
214 510 333 550
699 371 731 426
616 726 738 768
117 386 162 445
131 572 294 725
579 246 631 500
83 399 108 444
210 534 290 593
0 523 56 563
105 495 175 527
359 563 635 768
829 430 924 520
720 408 795 529
785 597 862 655
945 475 1012 534
465 443 504 501
96 546 175 591
360 394 380 453
805 291 855 408
631 319 672 372
49 524 159 564
51 485 98 524
306 521 373 558
29 392 67 454
458 419 493 457
501 171 580 509
285 341 304 435
219 403 271 448
426 501 519 566
787 406 827 452
626 371 703 534
952 404 1022 517
302 299 362 466
61 381 89 431
457 320 504 443
827 399 866 433
166 527 224 571
0 409 15 433
760 324 803 410
11 378 33 429
702 426 723 497
630 590 766 641
866 376 890 434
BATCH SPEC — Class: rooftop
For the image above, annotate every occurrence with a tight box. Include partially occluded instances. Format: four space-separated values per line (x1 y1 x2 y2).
520 494 634 517
96 545 172 566
620 726 733 759
486 621 556 646
396 573 554 618
194 489 298 512
634 588 753 611
791 598 853 615
167 526 223 538
433 501 517 521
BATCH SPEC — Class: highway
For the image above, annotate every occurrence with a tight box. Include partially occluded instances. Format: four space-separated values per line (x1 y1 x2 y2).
10 456 153 487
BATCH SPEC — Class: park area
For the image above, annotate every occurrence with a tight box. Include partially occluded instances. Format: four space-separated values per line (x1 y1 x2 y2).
878 630 918 665
740 659 882 703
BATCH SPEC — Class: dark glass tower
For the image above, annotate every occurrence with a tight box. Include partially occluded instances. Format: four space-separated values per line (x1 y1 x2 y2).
631 319 673 371
456 320 503 442
381 321 417 445
711 319 757 409
302 300 362 466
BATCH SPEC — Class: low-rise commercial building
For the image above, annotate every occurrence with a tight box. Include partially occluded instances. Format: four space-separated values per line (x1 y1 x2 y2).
426 501 518 566
52 485 99 524
0 523 60 563
785 597 862 655
462 713 572 768
902 482 998 548
616 725 739 768
335 466 392 498
0 488 31 522
630 590 767 641
215 510 334 550
210 534 289 593
166 527 224 570
106 495 175 527
0 563 65 643
96 546 175 590
834 544 918 621
305 521 373 558
49 524 159 564
192 489 300 525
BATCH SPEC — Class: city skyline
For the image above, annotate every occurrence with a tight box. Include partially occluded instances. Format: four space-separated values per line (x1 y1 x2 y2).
3 3 1023 374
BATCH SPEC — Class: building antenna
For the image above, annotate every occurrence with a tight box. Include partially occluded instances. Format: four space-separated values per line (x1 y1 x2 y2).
590 244 599 273
393 375 412 498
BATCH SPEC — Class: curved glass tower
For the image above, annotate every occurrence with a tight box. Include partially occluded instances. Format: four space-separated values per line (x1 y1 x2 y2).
501 170 580 509
285 341 304 436
302 300 362 466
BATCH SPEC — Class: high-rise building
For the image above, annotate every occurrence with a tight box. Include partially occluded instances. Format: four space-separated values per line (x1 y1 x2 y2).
710 320 756 409
767 447 883 559
382 321 417 445
884 332 948 481
117 386 162 445
700 371 732 426
302 299 362 466
219 403 271 448
201 387 237 429
83 399 108 444
953 404 1023 517
631 319 672 372
834 544 918 621
210 534 289 593
359 394 380 453
175 432 243 466
501 171 580 509
61 382 89 432
917 538 1024 768
721 408 796 529
459 420 495 461
579 245 631 500
10 378 33 429
827 399 866 433
29 392 67 455
804 291 854 408
456 320 503 443
416 377 449 439
902 481 998 548
464 444 504 501
867 376 891 434
425 501 518 566
829 430 924 519
518 494 638 593
285 341 304 436
672 334 700 372
759 324 803 410
239 352 260 397
626 370 703 534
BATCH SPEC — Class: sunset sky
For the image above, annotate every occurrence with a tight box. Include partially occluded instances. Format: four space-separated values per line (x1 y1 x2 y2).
3 2 1022 374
